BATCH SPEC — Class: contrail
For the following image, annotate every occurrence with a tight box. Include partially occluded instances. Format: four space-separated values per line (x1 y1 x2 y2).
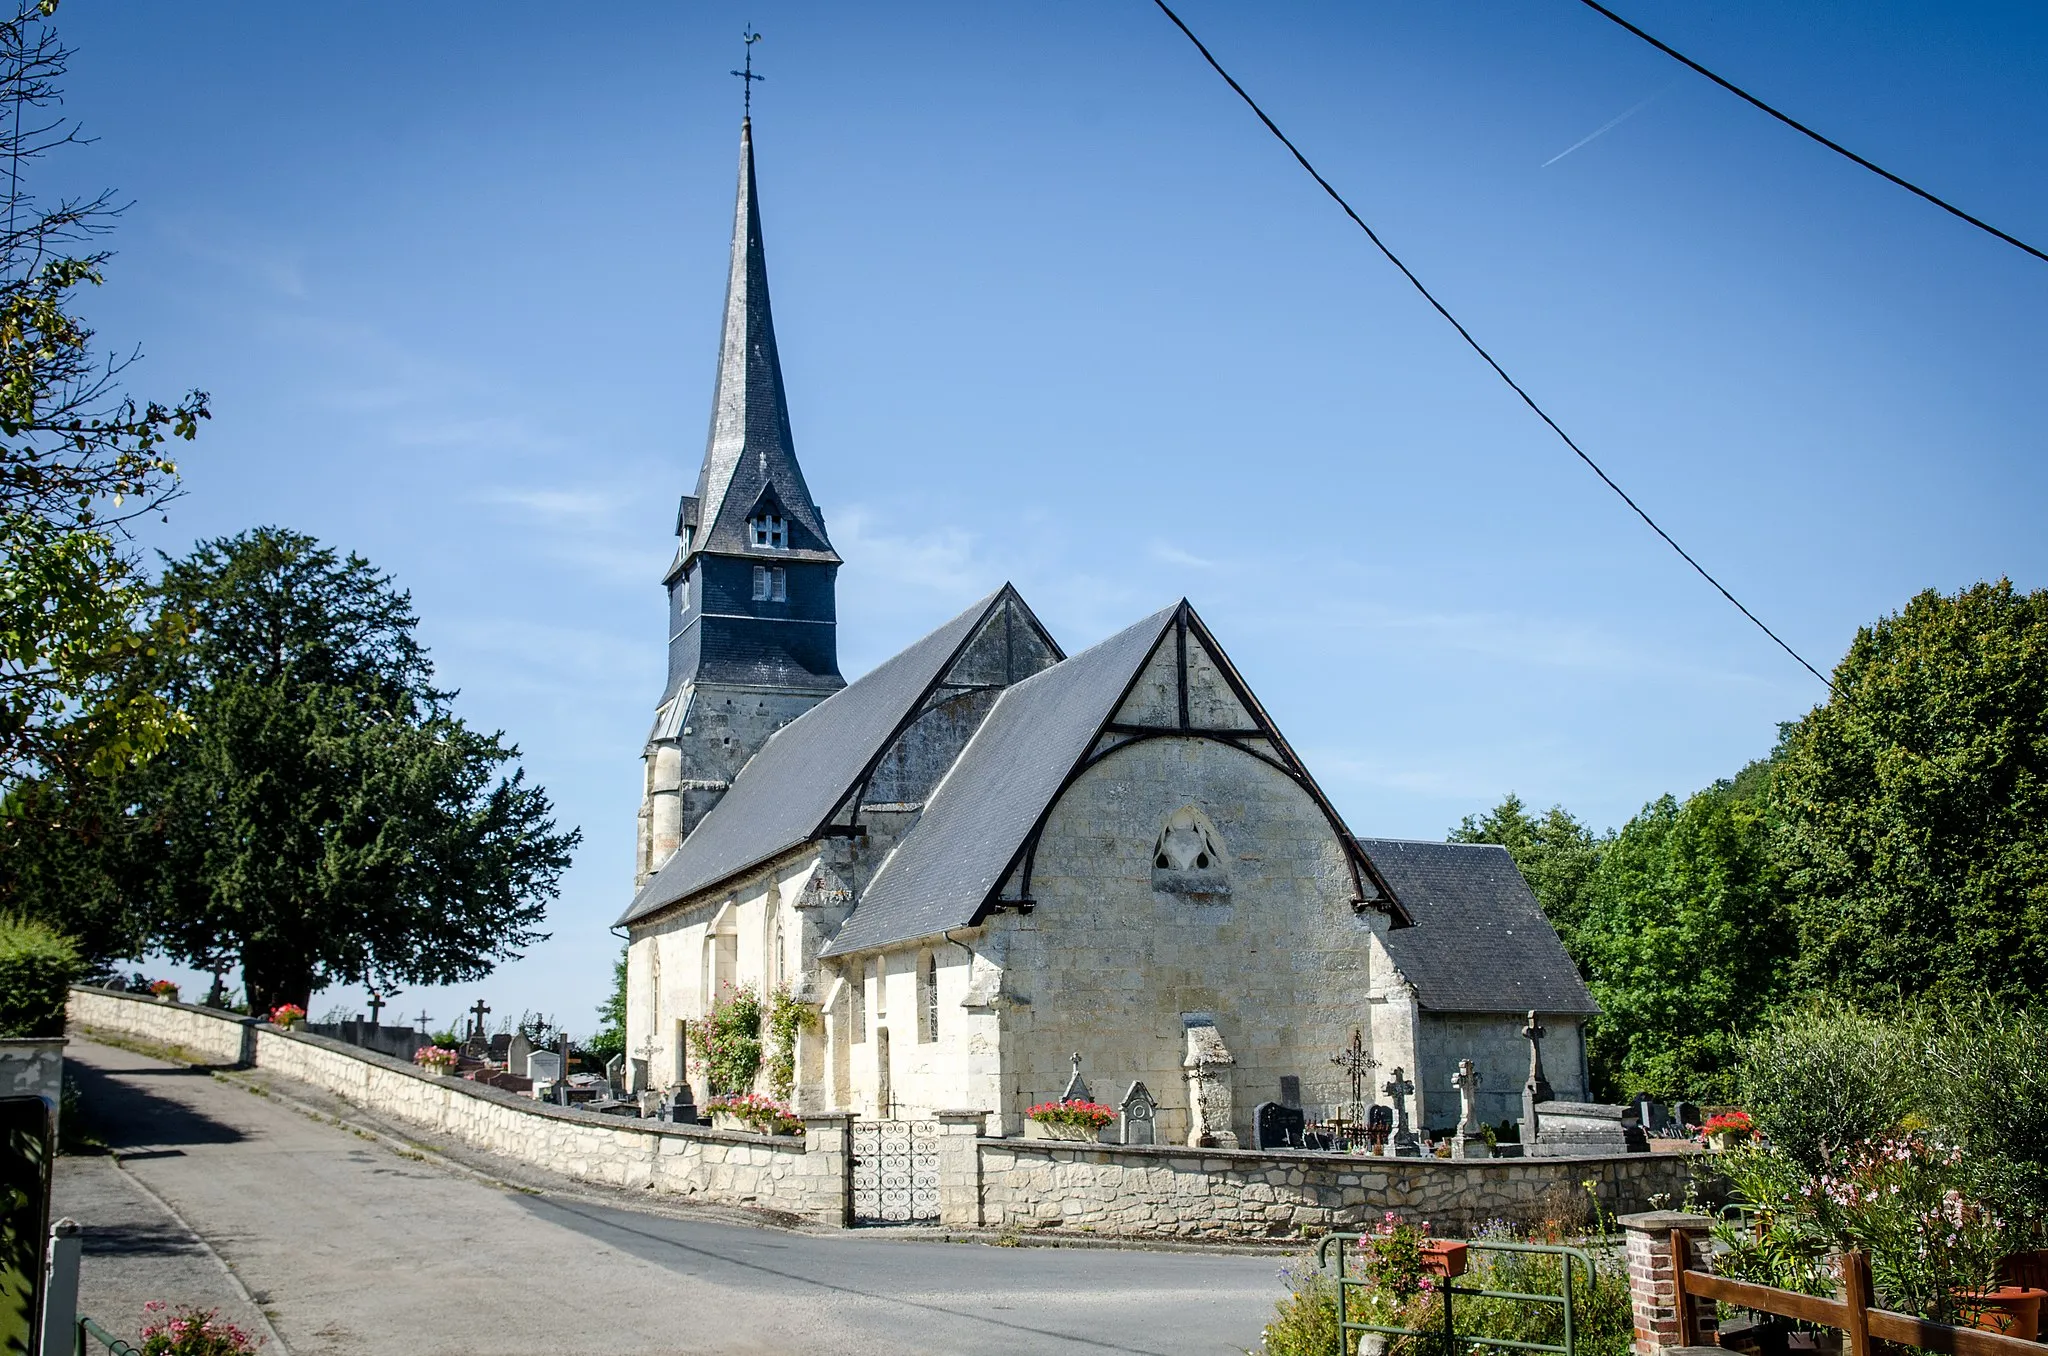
1542 91 1662 167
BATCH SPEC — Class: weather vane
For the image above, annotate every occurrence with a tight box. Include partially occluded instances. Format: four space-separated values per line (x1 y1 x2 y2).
731 26 764 119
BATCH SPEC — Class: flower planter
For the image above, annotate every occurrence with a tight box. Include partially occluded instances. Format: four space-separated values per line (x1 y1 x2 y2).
1420 1241 1469 1279
1024 1118 1104 1142
154 993 173 1004
1965 1287 2047 1341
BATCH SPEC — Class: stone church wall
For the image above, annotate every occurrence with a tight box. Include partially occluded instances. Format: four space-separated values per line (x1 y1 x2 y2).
973 1138 1695 1239
1417 1012 1589 1135
995 736 1386 1142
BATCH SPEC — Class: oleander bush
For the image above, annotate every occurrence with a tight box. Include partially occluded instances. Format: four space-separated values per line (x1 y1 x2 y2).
0 914 79 1037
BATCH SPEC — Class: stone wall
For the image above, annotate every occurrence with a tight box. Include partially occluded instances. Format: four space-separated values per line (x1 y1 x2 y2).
67 987 255 1067
69 986 850 1226
975 1138 1701 1239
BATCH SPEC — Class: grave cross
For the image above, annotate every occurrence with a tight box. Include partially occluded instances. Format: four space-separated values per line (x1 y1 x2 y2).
1329 1028 1379 1111
414 1010 432 1035
1521 1009 1554 1102
468 999 491 1040
1381 1067 1417 1137
366 988 393 1025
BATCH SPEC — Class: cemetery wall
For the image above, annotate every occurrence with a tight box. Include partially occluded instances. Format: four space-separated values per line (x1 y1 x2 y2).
67 986 256 1066
973 1137 1699 1239
68 986 851 1226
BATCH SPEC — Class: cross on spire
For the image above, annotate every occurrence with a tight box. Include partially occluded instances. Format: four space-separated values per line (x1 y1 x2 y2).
731 26 764 119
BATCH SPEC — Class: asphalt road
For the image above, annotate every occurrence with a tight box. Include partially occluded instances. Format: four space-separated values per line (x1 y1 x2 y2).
59 1038 1287 1356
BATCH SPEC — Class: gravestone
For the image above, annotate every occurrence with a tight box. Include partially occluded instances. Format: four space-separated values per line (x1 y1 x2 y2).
1119 1081 1157 1146
507 1031 534 1079
1382 1067 1421 1156
527 1050 563 1090
1060 1052 1091 1104
605 1055 624 1090
1253 1100 1306 1150
1636 1097 1668 1136
488 1033 512 1063
1530 1101 1636 1156
1278 1075 1302 1108
1520 1011 1553 1143
1182 1013 1239 1148
629 1058 651 1097
1451 1058 1490 1159
1366 1104 1393 1150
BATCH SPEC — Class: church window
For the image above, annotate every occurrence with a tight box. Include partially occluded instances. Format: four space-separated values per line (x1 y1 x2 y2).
751 565 787 602
917 950 938 1043
849 964 866 1044
750 512 788 549
1151 805 1231 898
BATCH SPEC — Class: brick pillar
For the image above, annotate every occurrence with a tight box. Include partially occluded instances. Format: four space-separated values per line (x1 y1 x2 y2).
1619 1211 1717 1354
802 1113 853 1228
933 1110 987 1228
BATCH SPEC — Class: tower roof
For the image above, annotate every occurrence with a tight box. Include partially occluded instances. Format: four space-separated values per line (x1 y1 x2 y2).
680 119 837 571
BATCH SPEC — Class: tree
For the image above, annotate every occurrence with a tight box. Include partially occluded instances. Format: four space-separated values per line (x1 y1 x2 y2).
1575 784 1794 1100
120 528 578 1012
0 2 207 788
1775 581 2048 1002
1449 793 1603 953
585 944 627 1063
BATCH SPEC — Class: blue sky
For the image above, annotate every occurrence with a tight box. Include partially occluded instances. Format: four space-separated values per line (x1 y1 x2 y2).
53 2 2048 1031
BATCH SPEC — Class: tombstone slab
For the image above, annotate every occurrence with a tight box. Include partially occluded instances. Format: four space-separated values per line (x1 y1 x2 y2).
1118 1081 1157 1146
526 1050 563 1089
1253 1100 1306 1151
507 1032 534 1079
1530 1100 1638 1156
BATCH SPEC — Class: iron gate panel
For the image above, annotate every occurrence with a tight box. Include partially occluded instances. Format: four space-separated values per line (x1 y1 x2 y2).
851 1119 940 1223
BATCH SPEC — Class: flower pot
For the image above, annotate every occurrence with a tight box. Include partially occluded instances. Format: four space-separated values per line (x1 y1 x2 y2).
154 993 173 1004
713 1111 752 1134
1965 1287 2047 1341
1026 1119 1103 1142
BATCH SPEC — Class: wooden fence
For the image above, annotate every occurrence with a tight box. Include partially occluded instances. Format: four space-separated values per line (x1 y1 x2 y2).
1672 1229 2045 1356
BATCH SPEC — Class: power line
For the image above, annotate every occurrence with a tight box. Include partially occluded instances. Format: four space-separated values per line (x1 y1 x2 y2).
1574 0 2048 267
1148 0 1835 690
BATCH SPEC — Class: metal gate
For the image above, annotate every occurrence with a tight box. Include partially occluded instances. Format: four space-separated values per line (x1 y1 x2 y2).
850 1119 940 1223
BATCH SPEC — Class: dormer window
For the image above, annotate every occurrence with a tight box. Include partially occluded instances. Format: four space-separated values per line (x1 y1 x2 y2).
750 512 788 549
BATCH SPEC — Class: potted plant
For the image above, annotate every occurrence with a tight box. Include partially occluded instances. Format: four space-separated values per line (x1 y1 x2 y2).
147 979 180 1004
268 1003 306 1029
1026 1098 1118 1141
1701 1109 1754 1150
706 1092 803 1136
413 1045 460 1076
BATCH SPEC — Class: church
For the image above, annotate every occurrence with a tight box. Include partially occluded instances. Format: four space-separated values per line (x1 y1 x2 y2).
618 119 1597 1145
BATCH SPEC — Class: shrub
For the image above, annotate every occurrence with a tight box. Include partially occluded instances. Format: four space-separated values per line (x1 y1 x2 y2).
0 915 79 1037
139 1302 262 1355
690 984 763 1095
1735 999 1916 1172
706 1091 802 1135
764 986 816 1100
1920 997 2048 1241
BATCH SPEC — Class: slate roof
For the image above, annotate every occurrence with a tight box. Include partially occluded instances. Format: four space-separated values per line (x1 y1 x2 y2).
683 119 837 570
1359 839 1599 1015
822 605 1181 956
617 588 1014 927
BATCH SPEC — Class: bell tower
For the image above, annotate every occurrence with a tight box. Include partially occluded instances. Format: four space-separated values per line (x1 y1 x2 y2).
637 118 845 888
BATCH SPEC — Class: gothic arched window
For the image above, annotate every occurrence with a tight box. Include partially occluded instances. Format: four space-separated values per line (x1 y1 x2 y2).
1151 805 1231 898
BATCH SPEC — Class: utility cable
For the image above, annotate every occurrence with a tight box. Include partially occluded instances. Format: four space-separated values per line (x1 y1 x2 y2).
1574 0 2048 267
1148 0 1835 690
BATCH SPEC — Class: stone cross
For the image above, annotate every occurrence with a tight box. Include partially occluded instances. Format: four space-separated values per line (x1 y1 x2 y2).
1329 1028 1379 1112
366 989 387 1024
414 1010 433 1034
1452 1058 1482 1135
1382 1066 1421 1157
468 999 491 1041
1521 1010 1553 1101
1381 1067 1416 1135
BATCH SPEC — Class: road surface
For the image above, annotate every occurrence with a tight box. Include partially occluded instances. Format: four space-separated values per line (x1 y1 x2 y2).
58 1038 1286 1356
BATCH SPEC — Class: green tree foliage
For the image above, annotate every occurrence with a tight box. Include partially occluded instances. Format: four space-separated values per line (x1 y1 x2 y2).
27 528 580 1013
584 944 627 1063
1734 999 1916 1174
1575 784 1795 1101
1448 793 1601 951
0 3 207 788
1775 580 2048 1001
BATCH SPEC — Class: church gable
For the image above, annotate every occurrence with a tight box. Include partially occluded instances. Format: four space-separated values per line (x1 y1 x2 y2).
1108 615 1261 734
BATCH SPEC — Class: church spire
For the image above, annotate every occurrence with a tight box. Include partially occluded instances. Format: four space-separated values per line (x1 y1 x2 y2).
679 118 836 571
